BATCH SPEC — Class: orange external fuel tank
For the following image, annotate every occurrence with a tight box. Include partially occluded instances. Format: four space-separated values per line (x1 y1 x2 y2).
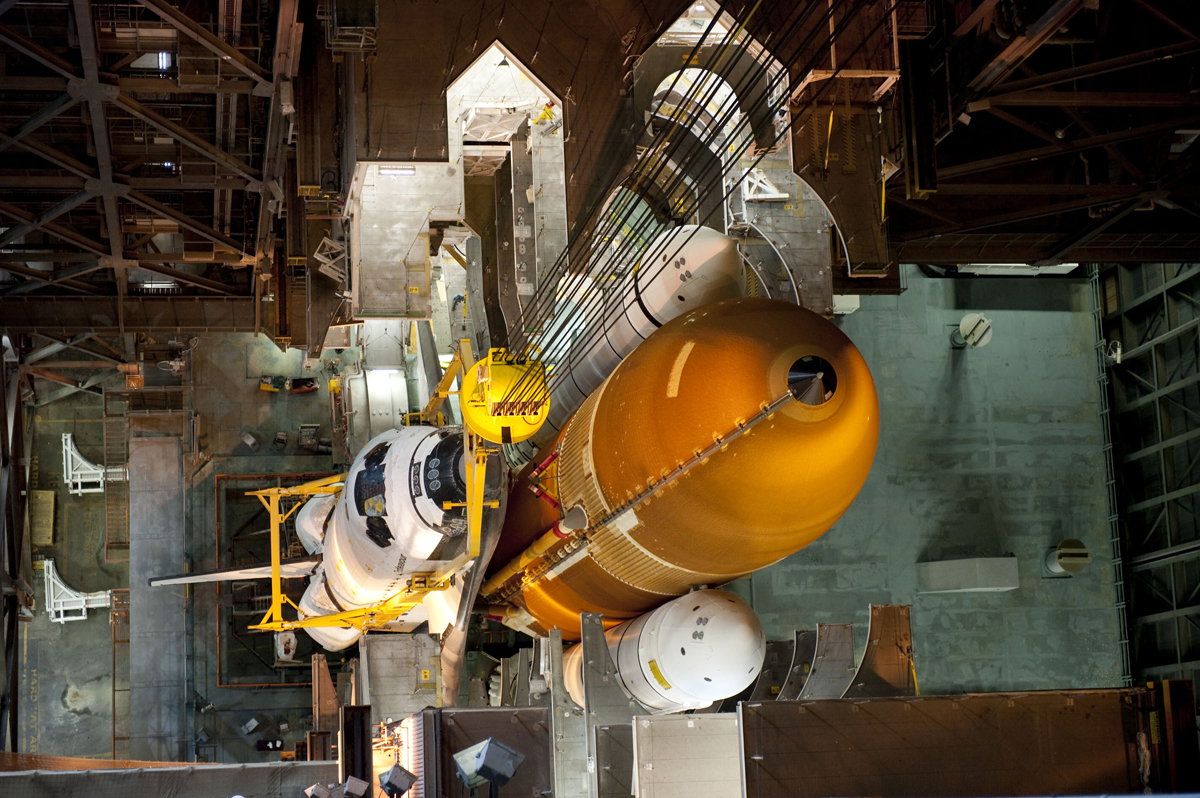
485 297 879 637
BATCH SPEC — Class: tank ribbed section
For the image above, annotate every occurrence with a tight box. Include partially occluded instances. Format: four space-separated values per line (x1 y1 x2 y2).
556 380 736 597
556 385 610 525
588 516 732 596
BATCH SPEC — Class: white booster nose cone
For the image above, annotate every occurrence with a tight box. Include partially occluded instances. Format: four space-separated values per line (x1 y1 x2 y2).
564 589 765 712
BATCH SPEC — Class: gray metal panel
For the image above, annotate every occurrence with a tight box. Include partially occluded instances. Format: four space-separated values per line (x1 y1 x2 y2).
510 121 537 315
0 297 260 333
844 605 916 699
776 629 816 701
582 612 646 798
362 634 441 726
361 319 407 370
415 320 443 407
747 639 794 701
494 157 524 349
436 707 553 798
596 723 634 798
129 436 185 762
796 623 856 700
633 713 742 798
547 630 588 798
0 761 338 798
530 115 568 291
740 692 1141 798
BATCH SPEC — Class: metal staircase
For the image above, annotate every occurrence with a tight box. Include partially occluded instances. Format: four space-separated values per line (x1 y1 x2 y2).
103 393 130 562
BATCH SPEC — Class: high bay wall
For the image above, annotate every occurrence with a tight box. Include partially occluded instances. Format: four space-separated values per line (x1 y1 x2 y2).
1102 261 1200 690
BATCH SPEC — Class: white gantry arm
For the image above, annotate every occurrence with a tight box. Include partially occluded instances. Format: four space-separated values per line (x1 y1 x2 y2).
61 432 127 495
42 558 112 623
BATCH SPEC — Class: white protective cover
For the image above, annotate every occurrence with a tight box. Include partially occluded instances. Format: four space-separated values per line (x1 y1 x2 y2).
564 589 765 712
509 225 744 465
295 494 337 555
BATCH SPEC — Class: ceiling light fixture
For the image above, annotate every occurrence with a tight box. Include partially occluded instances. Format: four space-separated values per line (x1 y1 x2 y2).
379 166 416 176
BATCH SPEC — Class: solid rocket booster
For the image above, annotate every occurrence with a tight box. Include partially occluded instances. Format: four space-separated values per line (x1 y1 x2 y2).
489 296 879 636
508 225 745 466
562 589 765 712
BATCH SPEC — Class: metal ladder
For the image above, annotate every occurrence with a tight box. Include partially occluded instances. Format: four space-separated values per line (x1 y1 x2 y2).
103 394 130 562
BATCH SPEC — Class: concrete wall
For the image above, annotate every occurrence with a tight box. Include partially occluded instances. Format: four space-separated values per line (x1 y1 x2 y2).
747 267 1125 694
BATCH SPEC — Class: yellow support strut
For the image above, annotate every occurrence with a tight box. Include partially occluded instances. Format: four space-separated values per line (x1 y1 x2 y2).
246 473 461 633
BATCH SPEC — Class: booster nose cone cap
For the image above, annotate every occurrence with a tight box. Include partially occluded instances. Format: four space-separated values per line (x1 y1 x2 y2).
650 589 765 701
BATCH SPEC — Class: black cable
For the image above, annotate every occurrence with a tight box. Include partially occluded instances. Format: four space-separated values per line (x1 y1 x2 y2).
500 2 854 403
507 0 891 405
504 7 782 376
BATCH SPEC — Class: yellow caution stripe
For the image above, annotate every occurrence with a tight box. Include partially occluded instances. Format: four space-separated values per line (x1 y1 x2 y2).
647 659 672 690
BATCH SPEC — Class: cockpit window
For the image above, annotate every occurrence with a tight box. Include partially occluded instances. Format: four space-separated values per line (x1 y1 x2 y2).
424 433 468 518
355 440 393 547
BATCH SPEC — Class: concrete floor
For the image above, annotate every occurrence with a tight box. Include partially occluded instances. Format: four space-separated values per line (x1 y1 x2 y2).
748 267 1124 694
186 333 340 763
19 393 126 758
128 434 186 762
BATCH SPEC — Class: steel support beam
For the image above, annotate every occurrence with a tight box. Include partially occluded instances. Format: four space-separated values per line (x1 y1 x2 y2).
1131 538 1200 572
0 23 80 80
25 333 95 364
1 260 104 296
1130 0 1200 44
1034 192 1165 265
0 296 260 333
939 114 1200 178
32 370 117 406
0 189 95 248
0 251 245 265
1133 602 1200 626
933 182 1162 195
131 261 238 295
125 188 245 256
0 198 106 254
0 134 99 180
28 333 119 364
994 42 1200 93
953 0 1002 37
982 107 1071 149
966 0 1086 94
132 0 271 88
895 190 1149 242
0 177 251 191
112 94 262 181
252 0 300 279
0 92 84 154
972 92 1200 110
0 262 101 296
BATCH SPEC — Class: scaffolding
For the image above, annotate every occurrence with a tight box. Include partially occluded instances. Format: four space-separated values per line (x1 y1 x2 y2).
61 433 127 496
40 558 113 623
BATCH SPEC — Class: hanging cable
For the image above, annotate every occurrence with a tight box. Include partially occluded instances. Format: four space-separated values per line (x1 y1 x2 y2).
503 0 894 407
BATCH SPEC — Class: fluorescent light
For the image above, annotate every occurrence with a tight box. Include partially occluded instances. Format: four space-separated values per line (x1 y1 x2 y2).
163 161 173 168
379 166 416 176
158 52 171 70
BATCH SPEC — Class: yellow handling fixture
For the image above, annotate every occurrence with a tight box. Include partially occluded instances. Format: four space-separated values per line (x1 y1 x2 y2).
247 474 462 633
417 338 551 557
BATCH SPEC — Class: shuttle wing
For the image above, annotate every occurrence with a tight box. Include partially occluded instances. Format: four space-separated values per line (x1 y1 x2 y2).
149 555 321 587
